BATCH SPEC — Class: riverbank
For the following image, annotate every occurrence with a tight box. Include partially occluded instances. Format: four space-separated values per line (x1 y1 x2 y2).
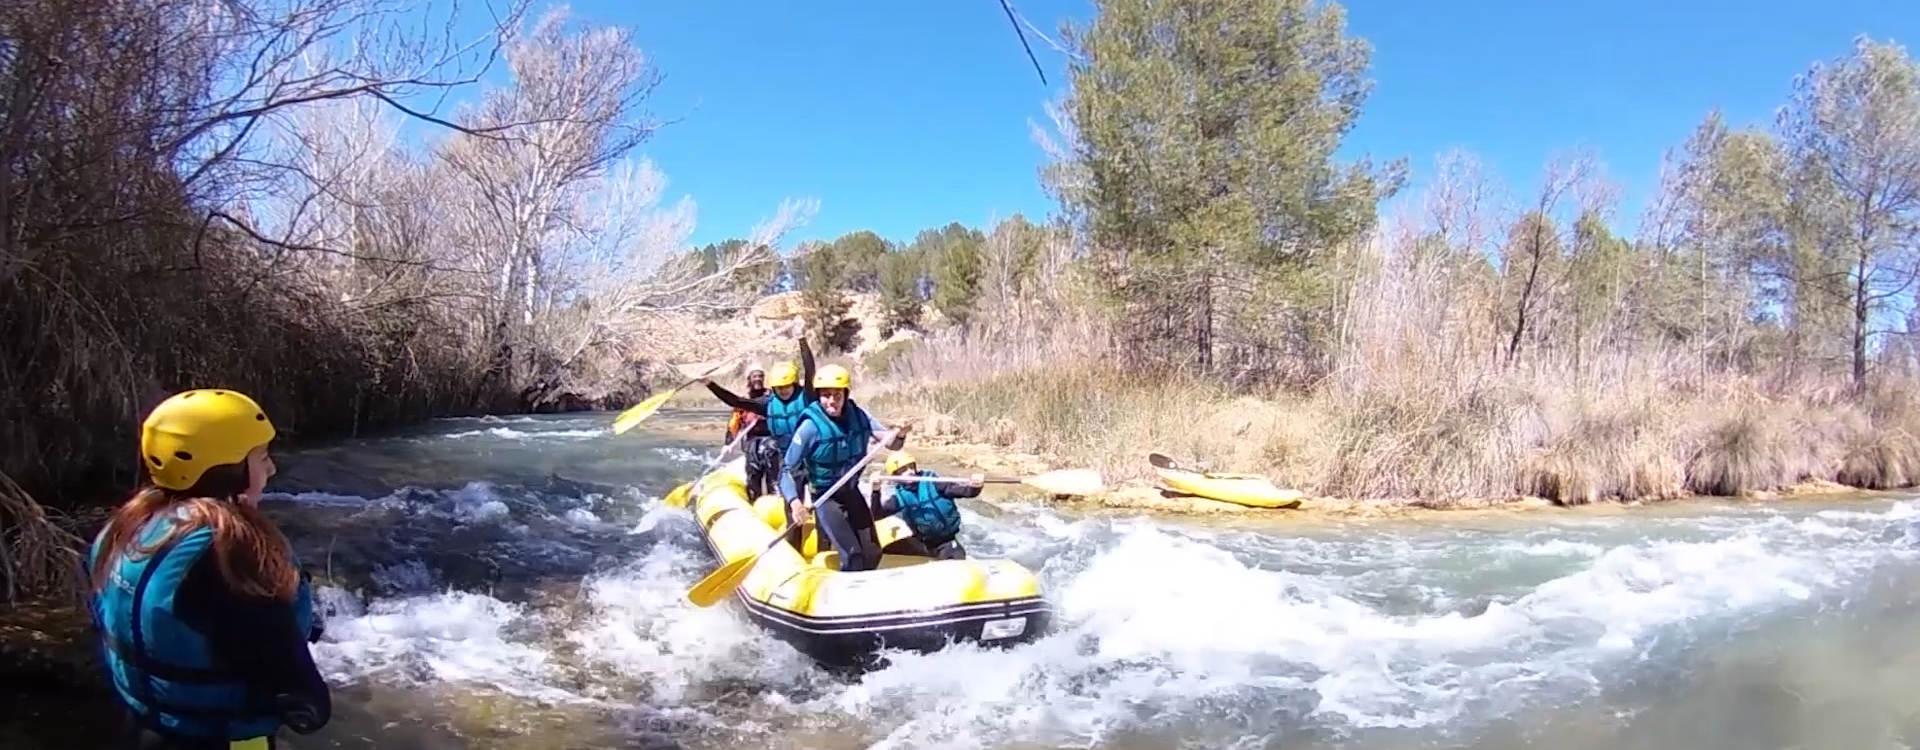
871 356 1920 511
899 433 1877 518
0 594 97 693
656 405 1886 517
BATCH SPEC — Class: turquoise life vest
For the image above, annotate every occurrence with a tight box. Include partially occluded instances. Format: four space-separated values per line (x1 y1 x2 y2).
892 471 962 540
801 401 873 495
765 391 812 444
89 510 315 740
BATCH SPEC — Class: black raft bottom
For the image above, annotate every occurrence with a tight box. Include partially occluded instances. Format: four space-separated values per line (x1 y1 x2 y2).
741 596 1055 672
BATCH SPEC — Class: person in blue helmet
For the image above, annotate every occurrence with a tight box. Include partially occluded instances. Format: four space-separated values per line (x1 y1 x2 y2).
868 451 982 560
778 364 906 571
87 389 329 749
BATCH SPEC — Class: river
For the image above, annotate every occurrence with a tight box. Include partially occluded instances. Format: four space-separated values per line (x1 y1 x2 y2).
17 410 1920 750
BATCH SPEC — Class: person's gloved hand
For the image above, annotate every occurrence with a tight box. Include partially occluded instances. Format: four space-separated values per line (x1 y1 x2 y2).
307 622 325 644
789 499 813 524
967 473 985 487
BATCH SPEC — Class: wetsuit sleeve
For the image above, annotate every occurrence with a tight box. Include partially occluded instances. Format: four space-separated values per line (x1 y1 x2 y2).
705 382 767 414
175 555 331 730
779 421 817 502
798 338 817 400
941 481 983 499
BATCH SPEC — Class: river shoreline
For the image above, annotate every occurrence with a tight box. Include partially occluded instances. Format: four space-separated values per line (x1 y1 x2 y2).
652 412 1897 516
882 430 1889 519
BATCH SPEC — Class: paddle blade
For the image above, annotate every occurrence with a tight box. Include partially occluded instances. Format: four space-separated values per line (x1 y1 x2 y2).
612 389 676 435
1025 468 1106 496
1147 452 1179 471
662 482 694 510
686 556 757 608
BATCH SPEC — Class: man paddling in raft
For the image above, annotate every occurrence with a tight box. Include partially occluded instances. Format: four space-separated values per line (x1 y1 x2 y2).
778 364 908 572
869 451 981 560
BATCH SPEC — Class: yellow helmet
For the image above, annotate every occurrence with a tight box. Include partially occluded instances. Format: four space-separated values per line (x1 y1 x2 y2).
883 451 917 474
766 361 800 388
813 364 852 390
140 389 277 491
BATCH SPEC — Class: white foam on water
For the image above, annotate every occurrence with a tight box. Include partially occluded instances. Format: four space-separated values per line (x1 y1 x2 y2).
1498 538 1606 558
265 489 372 508
443 427 609 440
436 415 542 425
653 446 717 465
292 490 1920 750
312 590 576 703
564 544 824 704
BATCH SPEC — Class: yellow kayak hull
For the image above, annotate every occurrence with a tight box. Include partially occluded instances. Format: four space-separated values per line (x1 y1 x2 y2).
1153 467 1304 509
687 457 1051 666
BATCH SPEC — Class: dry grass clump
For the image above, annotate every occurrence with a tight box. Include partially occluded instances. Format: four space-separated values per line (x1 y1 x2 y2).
873 325 1920 505
1518 394 1682 505
1314 378 1539 500
880 372 1257 492
0 474 85 605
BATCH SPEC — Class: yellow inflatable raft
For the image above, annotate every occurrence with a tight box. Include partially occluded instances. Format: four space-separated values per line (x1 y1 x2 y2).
686 457 1051 666
1153 467 1305 509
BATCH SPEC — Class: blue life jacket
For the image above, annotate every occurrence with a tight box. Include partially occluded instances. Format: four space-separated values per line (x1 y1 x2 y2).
88 510 315 741
801 400 873 495
765 390 812 445
892 471 963 541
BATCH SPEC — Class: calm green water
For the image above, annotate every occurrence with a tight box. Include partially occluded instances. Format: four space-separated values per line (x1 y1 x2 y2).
16 410 1920 750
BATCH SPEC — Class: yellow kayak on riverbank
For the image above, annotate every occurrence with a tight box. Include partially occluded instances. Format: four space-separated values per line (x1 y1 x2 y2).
685 458 1051 667
1149 452 1304 509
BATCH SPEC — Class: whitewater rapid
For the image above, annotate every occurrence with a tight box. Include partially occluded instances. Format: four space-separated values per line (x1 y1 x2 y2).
256 414 1920 750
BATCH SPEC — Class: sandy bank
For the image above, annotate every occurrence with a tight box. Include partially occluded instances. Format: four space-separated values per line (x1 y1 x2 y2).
903 437 1881 519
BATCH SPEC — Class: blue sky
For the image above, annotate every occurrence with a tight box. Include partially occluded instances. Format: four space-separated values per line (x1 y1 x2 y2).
518 0 1917 248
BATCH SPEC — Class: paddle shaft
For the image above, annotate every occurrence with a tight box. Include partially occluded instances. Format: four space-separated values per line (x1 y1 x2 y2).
676 430 753 505
708 429 753 472
872 475 997 485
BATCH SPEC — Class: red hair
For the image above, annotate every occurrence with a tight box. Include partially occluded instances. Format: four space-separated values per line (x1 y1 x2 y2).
90 487 299 600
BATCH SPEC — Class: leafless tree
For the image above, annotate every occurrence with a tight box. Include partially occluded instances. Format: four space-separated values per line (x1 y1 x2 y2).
1500 150 1602 365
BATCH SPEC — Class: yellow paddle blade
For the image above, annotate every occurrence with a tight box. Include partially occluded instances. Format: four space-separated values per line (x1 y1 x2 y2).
611 388 677 435
662 482 694 510
686 555 759 608
1024 468 1106 496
